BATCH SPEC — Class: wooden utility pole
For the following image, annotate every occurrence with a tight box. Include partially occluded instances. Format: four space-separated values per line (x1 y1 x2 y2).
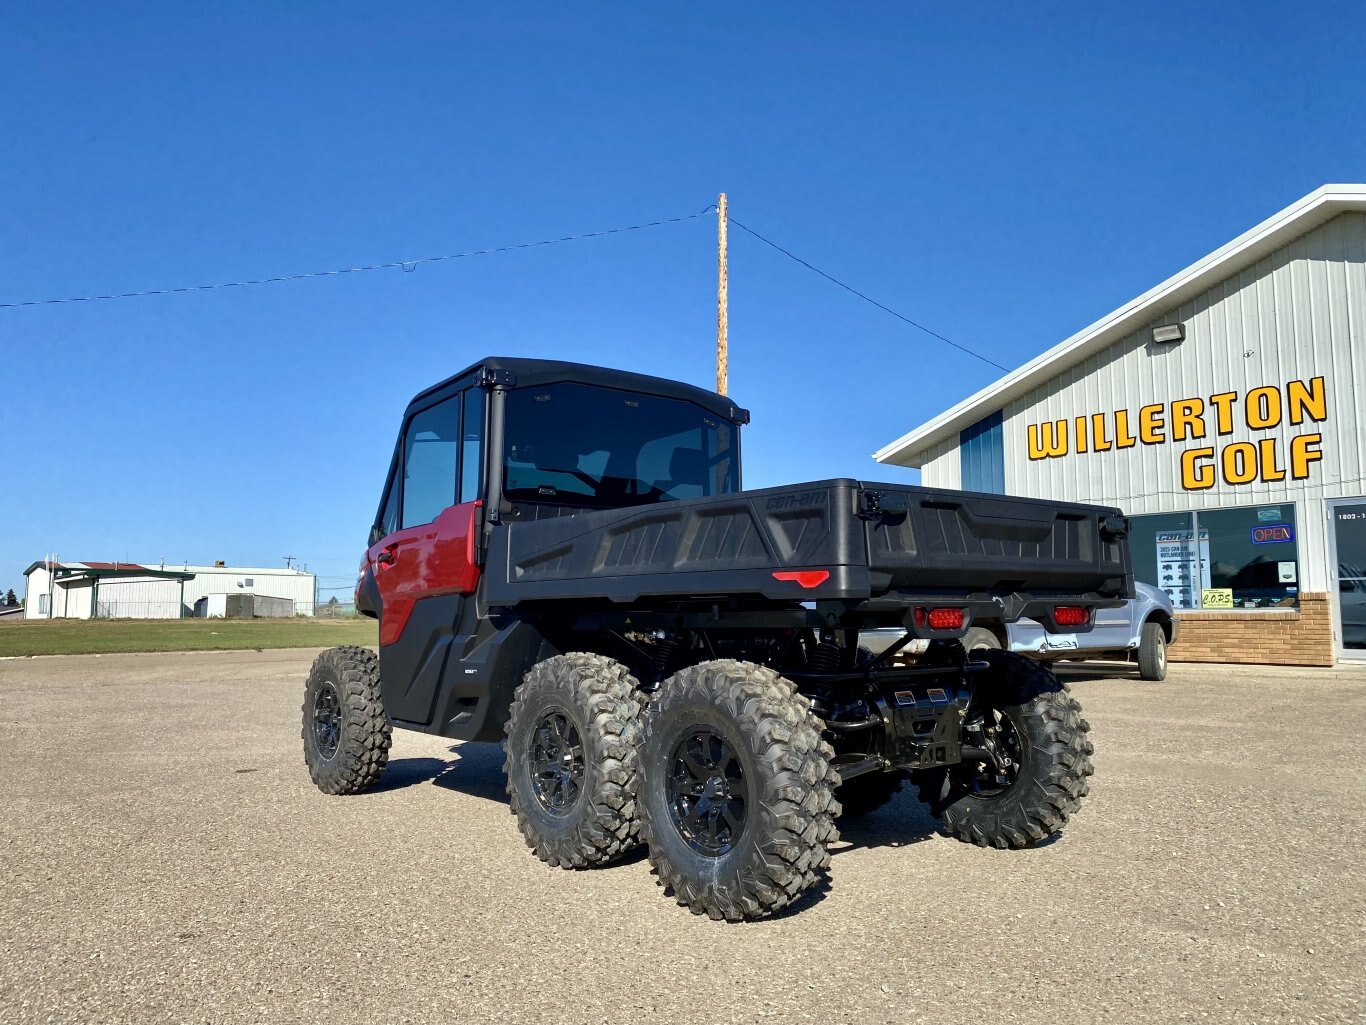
716 192 729 395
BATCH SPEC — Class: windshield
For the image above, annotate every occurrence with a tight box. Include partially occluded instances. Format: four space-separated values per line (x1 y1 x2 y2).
502 382 738 508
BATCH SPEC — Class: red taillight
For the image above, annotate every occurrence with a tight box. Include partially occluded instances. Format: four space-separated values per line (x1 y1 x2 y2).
772 570 830 589
1054 605 1090 627
915 606 965 630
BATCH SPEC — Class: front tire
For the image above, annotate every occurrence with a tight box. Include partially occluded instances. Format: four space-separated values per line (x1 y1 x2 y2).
1137 621 1168 681
638 660 839 921
504 653 645 869
915 649 1092 848
302 645 392 795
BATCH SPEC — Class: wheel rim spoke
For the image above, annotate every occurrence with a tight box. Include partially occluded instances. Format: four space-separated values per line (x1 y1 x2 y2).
312 682 342 758
529 709 585 816
666 727 749 857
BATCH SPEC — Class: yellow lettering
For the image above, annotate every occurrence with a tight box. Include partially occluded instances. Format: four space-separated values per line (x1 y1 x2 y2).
1113 409 1137 449
1139 404 1165 444
1246 386 1282 429
1222 442 1258 484
1287 376 1327 425
1181 448 1215 490
1170 398 1206 442
1074 416 1089 453
1027 420 1069 460
1209 392 1237 435
1290 433 1323 480
1090 413 1112 452
1258 439 1285 482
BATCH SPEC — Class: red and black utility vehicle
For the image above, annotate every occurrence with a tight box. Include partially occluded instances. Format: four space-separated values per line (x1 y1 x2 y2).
303 357 1129 921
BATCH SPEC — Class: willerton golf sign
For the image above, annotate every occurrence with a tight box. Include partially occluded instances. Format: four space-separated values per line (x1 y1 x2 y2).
1025 376 1328 491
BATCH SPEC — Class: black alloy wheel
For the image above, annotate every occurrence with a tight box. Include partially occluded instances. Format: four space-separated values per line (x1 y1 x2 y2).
665 727 749 856
301 646 392 796
311 680 342 760
530 709 587 816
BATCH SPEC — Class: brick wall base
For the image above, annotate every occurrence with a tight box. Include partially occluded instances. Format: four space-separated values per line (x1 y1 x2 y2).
1169 592 1335 667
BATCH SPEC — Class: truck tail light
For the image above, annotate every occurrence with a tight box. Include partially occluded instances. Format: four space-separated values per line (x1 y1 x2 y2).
1054 605 1090 627
915 606 965 630
772 570 830 589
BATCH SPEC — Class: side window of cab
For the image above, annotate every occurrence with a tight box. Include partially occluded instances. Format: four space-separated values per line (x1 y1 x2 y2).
373 387 485 543
401 396 462 528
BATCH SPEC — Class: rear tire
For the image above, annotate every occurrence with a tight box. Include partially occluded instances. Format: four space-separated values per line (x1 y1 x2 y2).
1137 621 1168 681
639 660 839 921
915 649 1092 848
302 645 392 795
504 653 645 869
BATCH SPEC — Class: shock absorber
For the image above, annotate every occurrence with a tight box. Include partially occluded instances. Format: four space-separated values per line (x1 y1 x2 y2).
807 640 843 673
652 633 680 683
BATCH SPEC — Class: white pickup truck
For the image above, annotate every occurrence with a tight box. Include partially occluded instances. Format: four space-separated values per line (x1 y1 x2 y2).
960 581 1177 680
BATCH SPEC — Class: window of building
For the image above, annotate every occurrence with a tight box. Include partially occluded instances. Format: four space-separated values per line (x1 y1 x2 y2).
1129 503 1299 611
959 411 1004 494
38 593 49 614
244 578 254 588
401 396 462 528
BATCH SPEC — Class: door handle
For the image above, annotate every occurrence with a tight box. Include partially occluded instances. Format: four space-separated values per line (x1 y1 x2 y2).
377 546 397 566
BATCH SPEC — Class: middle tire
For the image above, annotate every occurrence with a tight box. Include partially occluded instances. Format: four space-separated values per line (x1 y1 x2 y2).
504 653 645 868
638 660 840 921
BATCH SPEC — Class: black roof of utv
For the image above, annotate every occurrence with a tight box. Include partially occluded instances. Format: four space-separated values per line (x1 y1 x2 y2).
409 356 750 424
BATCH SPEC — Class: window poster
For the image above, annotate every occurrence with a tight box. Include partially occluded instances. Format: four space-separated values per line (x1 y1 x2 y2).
1155 529 1211 610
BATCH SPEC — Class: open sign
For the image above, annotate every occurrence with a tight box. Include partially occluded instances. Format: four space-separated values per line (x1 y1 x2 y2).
1251 524 1294 544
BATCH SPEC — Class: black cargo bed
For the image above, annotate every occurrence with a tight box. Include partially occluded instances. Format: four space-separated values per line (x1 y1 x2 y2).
481 479 1132 609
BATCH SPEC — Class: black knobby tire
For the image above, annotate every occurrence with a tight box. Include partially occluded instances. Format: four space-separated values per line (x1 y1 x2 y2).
638 660 839 921
836 770 907 819
1137 621 1168 681
961 626 1003 652
503 653 645 869
915 649 1093 848
302 645 392 795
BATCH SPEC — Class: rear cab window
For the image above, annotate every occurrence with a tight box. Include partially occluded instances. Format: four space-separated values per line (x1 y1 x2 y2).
501 382 737 509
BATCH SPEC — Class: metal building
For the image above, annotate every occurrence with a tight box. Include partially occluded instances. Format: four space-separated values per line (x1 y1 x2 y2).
876 184 1366 666
23 561 318 619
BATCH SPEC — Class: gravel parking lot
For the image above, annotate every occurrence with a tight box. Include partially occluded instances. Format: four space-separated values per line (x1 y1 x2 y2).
2 649 1363 1025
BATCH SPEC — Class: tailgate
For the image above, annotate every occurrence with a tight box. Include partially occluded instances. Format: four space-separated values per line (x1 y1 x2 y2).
859 482 1132 598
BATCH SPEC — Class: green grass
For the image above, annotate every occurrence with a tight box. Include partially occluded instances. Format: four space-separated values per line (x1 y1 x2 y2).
0 616 379 657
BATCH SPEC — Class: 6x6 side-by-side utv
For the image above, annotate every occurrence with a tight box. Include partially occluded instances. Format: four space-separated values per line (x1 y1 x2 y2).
302 357 1129 921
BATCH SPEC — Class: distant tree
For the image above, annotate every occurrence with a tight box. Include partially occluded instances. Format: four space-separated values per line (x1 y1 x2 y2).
326 595 340 607
3 589 16 608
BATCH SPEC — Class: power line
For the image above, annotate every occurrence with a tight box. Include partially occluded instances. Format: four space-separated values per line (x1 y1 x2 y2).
725 216 1010 373
0 206 718 310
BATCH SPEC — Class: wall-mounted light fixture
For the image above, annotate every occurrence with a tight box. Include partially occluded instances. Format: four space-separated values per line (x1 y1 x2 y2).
1151 324 1185 344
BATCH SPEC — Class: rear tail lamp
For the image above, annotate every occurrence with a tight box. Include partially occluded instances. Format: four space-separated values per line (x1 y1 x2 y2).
914 606 966 630
1053 606 1091 627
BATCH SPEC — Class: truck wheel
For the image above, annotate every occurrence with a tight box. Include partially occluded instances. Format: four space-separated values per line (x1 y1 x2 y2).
301 645 392 795
836 770 907 818
638 660 839 921
961 627 1002 652
504 653 645 869
1137 621 1168 681
915 649 1092 848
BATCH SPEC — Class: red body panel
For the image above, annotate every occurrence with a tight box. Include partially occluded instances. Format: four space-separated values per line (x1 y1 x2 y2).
367 501 482 646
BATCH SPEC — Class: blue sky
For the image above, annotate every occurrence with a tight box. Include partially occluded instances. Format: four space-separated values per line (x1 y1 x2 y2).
4 2 1364 599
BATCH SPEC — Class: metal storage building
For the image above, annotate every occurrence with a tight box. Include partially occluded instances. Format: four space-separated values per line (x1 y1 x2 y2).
875 184 1366 666
22 563 195 619
23 561 318 619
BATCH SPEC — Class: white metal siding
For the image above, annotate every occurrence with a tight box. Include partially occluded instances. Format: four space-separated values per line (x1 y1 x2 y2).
919 437 962 490
995 211 1366 596
58 579 93 619
179 568 316 616
97 578 184 619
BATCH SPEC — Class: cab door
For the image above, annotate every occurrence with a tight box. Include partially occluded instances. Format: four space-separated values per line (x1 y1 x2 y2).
367 388 485 725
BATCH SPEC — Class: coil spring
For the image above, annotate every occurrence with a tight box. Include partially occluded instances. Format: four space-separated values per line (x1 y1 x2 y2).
807 641 843 673
652 635 680 683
